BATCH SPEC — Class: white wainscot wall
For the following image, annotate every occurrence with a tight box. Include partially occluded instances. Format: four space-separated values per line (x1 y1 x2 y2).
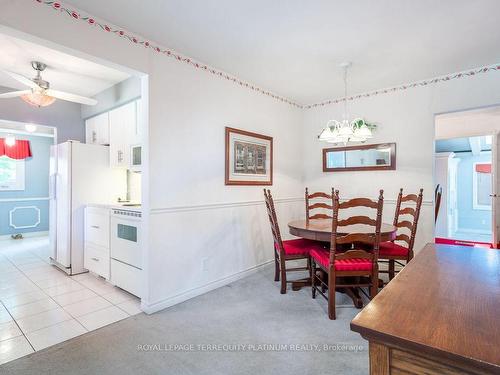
144 198 303 312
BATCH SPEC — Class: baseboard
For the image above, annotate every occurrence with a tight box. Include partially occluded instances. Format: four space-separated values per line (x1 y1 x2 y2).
141 259 273 314
0 231 49 241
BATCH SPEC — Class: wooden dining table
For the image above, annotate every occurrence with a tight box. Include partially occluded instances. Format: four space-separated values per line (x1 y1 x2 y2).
288 219 397 243
288 218 397 308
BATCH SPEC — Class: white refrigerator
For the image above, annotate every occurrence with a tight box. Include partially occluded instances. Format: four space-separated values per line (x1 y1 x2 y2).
49 141 125 275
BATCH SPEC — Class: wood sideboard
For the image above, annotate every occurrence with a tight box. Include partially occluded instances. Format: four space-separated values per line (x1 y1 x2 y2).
351 243 500 374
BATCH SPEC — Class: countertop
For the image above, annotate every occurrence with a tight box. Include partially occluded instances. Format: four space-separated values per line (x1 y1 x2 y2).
86 203 142 212
350 243 500 374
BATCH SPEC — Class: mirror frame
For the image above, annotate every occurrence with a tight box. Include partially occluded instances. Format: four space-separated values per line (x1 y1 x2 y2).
322 142 396 172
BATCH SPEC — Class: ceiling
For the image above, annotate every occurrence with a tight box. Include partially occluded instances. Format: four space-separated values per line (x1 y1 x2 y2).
0 33 130 97
64 0 500 105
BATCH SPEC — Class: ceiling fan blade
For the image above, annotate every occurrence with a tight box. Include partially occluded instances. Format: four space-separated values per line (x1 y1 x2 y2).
2 70 40 89
45 89 97 106
0 90 31 99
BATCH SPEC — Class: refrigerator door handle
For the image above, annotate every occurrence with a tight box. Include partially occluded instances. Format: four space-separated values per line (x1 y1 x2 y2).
49 174 57 199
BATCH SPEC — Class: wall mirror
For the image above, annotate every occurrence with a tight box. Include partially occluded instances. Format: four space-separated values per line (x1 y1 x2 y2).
323 143 396 172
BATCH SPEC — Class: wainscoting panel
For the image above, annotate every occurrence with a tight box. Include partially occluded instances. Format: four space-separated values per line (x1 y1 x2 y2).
143 197 434 313
0 199 49 236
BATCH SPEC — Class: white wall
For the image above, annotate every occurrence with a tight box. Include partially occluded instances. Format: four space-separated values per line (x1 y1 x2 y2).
435 106 500 139
302 72 500 251
0 1 303 312
146 55 304 310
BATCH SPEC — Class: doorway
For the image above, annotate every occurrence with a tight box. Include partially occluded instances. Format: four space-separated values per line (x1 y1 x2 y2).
435 106 500 248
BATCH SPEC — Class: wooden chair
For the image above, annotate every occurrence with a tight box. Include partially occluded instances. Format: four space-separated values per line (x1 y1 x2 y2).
305 188 333 222
264 189 325 294
311 189 384 320
435 185 442 223
379 188 423 281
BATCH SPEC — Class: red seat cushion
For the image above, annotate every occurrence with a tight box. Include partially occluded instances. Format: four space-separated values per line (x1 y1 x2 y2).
379 241 409 257
310 249 373 271
276 238 324 256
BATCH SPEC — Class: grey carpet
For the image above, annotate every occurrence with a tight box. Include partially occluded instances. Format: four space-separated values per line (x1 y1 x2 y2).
0 266 369 375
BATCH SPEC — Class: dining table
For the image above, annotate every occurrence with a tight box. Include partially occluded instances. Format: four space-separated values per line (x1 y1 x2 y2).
287 218 397 308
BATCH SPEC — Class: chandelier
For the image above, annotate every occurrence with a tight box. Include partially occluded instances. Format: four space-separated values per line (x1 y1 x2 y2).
318 62 376 144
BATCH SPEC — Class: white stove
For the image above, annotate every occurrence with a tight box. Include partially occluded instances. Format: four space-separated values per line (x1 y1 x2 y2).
110 208 142 297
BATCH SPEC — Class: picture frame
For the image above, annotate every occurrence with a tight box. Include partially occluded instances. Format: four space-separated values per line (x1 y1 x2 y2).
225 127 273 185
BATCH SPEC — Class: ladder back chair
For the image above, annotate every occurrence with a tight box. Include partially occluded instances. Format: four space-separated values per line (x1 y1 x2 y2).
311 189 384 320
379 188 423 281
435 185 442 223
264 189 325 294
305 187 334 222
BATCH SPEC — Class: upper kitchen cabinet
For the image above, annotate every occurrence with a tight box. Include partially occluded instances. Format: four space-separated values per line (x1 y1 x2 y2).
109 100 139 169
85 112 109 145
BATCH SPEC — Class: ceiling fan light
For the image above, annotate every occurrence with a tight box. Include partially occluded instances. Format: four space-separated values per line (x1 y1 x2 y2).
5 134 16 147
21 92 56 107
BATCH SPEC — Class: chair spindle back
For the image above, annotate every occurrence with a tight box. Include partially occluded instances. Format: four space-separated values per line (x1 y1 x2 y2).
330 189 384 266
392 188 423 255
263 189 284 254
305 187 334 222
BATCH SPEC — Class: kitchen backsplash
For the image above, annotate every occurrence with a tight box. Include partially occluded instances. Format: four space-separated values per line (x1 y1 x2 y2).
129 170 142 203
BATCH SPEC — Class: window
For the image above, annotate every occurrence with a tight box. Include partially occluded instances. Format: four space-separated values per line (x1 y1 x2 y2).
472 162 491 210
0 156 25 191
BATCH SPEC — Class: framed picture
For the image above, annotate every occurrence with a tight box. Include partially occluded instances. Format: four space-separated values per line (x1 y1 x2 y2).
225 127 273 185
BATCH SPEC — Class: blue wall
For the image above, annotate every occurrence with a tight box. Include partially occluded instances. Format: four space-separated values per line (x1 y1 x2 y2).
0 132 52 235
455 152 492 233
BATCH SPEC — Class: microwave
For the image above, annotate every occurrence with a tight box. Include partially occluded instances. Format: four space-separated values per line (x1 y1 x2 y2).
130 144 142 171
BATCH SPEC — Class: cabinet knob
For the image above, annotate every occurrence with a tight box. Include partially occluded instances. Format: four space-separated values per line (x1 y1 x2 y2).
91 257 99 262
91 225 100 229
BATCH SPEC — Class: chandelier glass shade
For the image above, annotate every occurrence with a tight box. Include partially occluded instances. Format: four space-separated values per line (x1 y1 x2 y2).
318 63 376 144
21 91 56 107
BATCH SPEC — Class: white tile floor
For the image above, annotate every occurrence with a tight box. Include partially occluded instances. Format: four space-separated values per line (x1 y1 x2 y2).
0 236 141 365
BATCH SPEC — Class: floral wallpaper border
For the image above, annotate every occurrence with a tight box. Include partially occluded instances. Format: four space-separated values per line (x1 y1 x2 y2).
34 0 500 110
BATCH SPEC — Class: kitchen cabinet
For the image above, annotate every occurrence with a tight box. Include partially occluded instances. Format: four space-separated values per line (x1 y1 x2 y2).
109 100 137 169
85 112 109 145
84 206 110 279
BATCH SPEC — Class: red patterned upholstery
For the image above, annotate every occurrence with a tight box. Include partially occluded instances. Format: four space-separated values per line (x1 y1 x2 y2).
379 241 409 257
310 249 373 271
276 238 324 256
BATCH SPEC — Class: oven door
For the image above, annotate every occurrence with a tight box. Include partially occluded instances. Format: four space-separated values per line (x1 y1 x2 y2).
110 216 142 268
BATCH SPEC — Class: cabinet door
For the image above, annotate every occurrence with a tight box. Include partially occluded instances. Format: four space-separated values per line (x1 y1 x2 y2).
85 207 110 248
85 112 109 145
85 118 98 144
96 112 110 145
109 101 136 168
84 243 110 279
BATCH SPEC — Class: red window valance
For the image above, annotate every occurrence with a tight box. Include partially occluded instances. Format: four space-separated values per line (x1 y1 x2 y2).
0 138 32 159
475 163 491 174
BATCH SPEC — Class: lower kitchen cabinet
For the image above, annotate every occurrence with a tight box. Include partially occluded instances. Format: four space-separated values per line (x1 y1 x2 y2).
84 243 110 280
111 259 141 297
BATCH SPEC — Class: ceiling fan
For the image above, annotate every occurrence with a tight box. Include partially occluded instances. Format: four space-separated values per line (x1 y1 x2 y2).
0 61 98 107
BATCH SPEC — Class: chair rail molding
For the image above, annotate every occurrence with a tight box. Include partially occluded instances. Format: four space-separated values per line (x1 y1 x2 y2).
150 197 433 215
0 197 50 202
9 206 41 229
